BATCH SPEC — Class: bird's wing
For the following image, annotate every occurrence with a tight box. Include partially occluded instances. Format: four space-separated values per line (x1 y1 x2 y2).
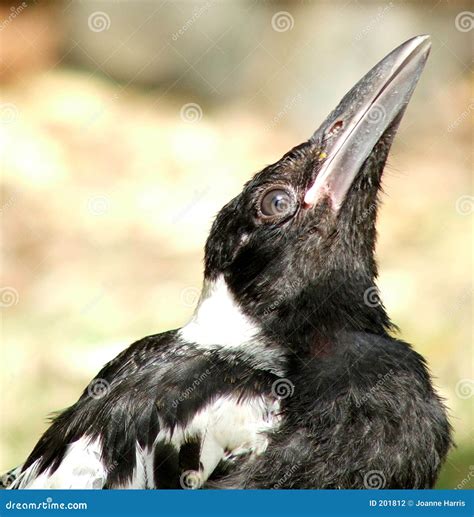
8 332 281 489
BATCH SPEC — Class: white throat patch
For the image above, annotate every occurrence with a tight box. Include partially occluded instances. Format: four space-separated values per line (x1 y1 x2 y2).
180 276 259 348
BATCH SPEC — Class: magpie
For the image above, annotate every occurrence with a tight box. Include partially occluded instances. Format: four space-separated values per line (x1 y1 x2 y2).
3 35 451 490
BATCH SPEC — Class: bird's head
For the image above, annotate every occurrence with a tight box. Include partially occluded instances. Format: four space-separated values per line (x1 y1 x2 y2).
202 36 431 352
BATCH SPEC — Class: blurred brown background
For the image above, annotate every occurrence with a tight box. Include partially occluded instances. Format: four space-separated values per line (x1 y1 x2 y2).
0 0 472 488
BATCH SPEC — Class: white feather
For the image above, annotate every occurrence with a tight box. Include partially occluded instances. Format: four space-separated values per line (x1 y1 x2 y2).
180 276 259 348
179 276 286 375
10 437 106 489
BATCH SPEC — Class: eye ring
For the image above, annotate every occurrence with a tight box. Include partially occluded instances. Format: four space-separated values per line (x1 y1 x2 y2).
258 187 297 220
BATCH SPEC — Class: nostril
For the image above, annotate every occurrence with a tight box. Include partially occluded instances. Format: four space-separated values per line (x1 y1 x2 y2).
328 120 344 136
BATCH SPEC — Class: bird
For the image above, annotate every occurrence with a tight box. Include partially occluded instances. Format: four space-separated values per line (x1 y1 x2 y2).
2 35 451 490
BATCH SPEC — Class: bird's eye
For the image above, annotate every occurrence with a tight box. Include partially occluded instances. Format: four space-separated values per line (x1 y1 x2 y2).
260 189 295 218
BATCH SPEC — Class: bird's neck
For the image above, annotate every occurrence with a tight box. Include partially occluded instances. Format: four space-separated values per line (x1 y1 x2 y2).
261 272 393 357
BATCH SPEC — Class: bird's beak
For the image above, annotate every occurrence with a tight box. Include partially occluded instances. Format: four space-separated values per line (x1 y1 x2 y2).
304 35 431 210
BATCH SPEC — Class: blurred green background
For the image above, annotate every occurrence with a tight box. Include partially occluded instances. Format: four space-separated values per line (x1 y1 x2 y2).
0 0 472 489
